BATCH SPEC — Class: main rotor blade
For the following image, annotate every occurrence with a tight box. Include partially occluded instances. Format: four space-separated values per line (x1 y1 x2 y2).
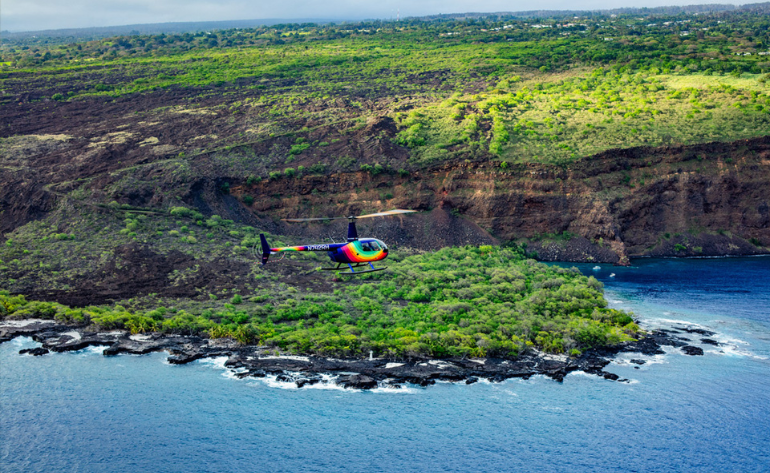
281 217 345 222
282 209 417 223
353 209 417 220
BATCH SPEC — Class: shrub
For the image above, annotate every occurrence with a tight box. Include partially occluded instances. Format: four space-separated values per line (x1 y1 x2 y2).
284 167 296 178
396 124 427 148
336 156 356 169
230 294 243 304
170 207 193 218
308 163 327 174
243 195 254 205
290 142 310 155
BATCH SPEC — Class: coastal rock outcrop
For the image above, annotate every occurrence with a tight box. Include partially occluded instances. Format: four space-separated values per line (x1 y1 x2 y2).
336 374 378 390
19 347 49 356
0 320 719 389
681 346 705 356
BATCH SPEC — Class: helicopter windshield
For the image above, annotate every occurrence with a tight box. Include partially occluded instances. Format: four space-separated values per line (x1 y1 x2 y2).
360 240 382 252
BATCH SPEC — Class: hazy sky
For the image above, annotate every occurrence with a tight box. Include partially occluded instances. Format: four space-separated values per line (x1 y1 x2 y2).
1 0 752 32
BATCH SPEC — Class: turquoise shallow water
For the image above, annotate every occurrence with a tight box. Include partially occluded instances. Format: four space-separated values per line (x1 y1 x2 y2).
2 257 770 472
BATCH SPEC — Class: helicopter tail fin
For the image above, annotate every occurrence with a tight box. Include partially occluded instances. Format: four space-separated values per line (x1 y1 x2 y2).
259 233 271 265
347 220 358 242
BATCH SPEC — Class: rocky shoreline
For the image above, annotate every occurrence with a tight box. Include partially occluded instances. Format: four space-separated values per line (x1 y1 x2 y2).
0 319 715 389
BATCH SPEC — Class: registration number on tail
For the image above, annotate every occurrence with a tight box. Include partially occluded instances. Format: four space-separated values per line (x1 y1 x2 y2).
307 244 331 251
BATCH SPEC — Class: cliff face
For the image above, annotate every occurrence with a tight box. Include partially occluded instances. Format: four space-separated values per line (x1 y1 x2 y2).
232 136 770 263
2 132 769 264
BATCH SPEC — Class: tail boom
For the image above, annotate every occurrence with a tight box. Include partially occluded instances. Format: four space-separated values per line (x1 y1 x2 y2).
259 233 343 265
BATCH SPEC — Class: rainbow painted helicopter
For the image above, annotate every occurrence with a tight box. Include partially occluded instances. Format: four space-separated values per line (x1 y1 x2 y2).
259 209 416 275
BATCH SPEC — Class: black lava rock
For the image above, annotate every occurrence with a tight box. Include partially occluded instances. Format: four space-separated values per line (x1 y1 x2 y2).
19 347 49 356
465 376 479 385
681 346 704 356
701 339 719 346
276 373 294 383
167 352 206 364
337 374 378 390
677 327 716 336
295 377 321 388
103 344 121 356
225 356 246 368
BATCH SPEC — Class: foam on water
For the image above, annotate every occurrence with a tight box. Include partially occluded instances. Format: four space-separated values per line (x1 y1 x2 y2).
706 339 768 360
10 336 39 349
197 355 229 370
371 384 421 394
254 373 348 392
566 370 597 378
73 345 107 356
258 355 310 362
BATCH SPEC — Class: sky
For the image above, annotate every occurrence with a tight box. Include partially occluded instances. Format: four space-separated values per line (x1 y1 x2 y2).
0 0 754 32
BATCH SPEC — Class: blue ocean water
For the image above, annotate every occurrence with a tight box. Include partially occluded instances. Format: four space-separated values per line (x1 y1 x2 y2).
2 257 770 473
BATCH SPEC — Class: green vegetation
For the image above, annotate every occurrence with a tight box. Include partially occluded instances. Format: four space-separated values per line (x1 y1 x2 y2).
1 10 769 171
396 70 770 165
0 246 639 358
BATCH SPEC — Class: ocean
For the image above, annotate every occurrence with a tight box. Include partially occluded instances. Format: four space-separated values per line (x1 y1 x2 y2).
2 257 769 472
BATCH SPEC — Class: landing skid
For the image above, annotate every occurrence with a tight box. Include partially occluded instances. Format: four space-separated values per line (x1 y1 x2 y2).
338 268 386 275
319 263 386 275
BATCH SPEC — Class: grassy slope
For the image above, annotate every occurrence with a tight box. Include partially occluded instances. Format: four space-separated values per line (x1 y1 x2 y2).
2 14 769 171
399 70 770 166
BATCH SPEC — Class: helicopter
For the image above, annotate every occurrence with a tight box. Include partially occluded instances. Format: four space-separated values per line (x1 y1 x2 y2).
259 209 416 275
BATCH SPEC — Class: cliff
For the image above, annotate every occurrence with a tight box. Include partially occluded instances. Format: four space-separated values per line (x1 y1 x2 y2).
227 135 770 263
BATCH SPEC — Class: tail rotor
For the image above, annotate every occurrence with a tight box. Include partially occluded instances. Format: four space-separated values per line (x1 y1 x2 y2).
260 234 271 265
